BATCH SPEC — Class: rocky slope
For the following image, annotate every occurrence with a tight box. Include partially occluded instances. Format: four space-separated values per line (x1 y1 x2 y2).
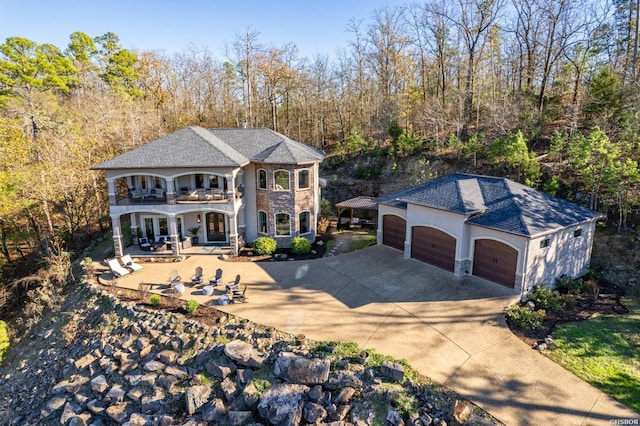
0 275 501 426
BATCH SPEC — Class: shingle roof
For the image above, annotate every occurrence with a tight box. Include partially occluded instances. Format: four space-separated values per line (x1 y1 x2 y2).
208 128 324 164
336 196 378 211
93 126 323 170
376 173 604 237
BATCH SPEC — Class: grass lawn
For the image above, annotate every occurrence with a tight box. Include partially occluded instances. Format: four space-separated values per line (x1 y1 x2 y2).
547 297 640 414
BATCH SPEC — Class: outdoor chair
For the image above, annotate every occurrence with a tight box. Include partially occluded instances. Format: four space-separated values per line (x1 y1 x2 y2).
138 237 151 251
108 258 130 278
208 268 223 286
190 266 203 285
225 274 241 292
120 254 142 272
169 269 181 286
231 284 248 303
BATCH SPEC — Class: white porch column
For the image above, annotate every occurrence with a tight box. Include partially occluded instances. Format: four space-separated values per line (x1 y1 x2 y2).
129 214 138 241
107 178 117 205
228 213 239 255
166 178 176 204
168 216 179 256
225 173 234 201
111 215 124 257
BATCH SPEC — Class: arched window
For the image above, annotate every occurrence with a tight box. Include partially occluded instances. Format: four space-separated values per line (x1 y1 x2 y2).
298 169 310 189
274 170 290 190
275 213 290 236
258 211 268 235
257 169 267 189
299 211 311 234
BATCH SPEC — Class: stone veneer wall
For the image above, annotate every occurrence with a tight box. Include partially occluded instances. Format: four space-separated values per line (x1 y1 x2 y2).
254 163 316 248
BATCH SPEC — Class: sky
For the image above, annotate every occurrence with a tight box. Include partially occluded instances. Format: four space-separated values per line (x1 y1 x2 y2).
0 0 408 60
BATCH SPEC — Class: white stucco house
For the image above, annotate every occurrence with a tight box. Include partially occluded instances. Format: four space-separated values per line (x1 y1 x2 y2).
376 173 604 294
93 126 324 257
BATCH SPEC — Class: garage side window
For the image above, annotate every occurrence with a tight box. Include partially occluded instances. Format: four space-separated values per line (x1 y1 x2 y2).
573 228 582 238
276 213 291 236
539 238 550 249
257 169 267 189
258 211 267 234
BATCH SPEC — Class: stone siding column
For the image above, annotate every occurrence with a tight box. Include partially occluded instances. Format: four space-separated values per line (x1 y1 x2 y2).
111 215 124 257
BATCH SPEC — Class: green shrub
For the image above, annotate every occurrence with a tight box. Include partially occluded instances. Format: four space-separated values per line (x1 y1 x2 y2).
291 236 311 255
254 236 277 255
391 392 419 417
529 284 565 312
150 294 161 306
555 275 584 294
0 320 9 365
185 300 198 314
504 305 545 330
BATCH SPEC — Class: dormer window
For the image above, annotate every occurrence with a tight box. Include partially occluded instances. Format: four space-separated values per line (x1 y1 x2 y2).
274 170 290 190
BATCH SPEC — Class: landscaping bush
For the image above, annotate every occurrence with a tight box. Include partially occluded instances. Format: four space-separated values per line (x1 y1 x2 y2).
528 284 565 312
254 236 277 255
291 236 311 255
504 305 545 330
185 300 198 314
317 217 330 234
0 320 9 365
150 294 161 306
555 275 585 294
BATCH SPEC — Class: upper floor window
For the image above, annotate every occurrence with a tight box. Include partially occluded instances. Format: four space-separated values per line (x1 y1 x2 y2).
154 176 163 188
298 169 310 189
276 213 290 236
540 238 550 249
209 174 219 189
258 211 268 234
257 169 267 189
299 211 311 234
274 170 290 190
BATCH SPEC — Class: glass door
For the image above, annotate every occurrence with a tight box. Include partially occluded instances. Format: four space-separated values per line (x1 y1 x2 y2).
206 212 226 242
144 217 155 240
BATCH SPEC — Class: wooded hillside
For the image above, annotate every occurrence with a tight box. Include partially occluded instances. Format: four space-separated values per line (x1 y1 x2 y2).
1 0 640 315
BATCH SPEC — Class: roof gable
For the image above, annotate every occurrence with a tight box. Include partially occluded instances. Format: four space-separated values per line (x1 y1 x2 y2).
94 126 323 170
377 173 603 237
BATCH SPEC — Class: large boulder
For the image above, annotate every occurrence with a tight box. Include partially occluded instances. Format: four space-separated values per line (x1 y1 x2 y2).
274 352 330 385
185 385 211 415
224 340 265 368
257 383 309 426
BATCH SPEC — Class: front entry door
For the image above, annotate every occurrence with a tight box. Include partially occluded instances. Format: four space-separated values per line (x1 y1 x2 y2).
206 212 226 242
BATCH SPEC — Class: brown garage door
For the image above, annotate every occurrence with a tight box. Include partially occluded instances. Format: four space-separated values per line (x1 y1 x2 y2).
473 239 517 288
411 226 456 272
382 215 406 251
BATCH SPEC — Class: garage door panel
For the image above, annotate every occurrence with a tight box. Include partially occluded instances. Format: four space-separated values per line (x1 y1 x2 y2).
383 215 406 251
473 239 517 288
411 226 456 272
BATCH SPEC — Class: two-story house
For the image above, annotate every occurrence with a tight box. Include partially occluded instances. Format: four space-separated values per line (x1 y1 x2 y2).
93 126 325 257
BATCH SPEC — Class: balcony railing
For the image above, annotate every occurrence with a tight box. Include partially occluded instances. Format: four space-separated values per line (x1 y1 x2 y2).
175 188 231 204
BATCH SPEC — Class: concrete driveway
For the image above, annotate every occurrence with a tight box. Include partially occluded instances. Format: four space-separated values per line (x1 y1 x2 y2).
115 245 638 425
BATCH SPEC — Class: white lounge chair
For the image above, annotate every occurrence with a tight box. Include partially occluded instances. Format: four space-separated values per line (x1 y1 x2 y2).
190 266 203 285
169 269 181 285
208 268 223 286
120 254 142 272
108 258 130 278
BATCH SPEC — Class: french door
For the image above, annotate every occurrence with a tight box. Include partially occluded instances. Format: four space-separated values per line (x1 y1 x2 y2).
206 212 227 242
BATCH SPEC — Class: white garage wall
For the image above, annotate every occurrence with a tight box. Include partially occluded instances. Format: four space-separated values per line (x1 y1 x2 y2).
522 220 598 291
406 204 466 258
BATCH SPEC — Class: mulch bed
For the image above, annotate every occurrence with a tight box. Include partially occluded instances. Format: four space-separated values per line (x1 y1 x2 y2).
508 281 629 347
226 234 331 262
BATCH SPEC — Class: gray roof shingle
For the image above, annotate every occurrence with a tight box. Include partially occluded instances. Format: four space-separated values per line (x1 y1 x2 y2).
94 126 323 170
377 173 604 237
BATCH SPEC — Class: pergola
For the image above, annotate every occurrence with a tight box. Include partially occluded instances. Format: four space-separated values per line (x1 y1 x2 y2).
335 196 378 227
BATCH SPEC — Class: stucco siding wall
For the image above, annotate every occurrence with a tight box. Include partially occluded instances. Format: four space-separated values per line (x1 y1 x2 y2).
243 164 258 242
522 221 597 291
